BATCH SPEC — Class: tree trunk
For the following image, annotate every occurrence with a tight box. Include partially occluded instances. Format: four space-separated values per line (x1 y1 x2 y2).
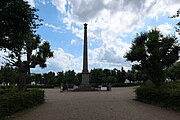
18 62 27 91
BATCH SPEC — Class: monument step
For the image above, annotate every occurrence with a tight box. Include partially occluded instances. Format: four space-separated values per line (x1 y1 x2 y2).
73 87 99 91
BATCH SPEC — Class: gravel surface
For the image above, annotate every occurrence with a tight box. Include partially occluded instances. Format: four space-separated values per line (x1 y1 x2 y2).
12 87 180 120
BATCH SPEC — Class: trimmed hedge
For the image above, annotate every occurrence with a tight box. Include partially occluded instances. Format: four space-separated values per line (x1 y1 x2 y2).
27 85 54 88
112 83 141 87
0 89 44 119
135 81 180 110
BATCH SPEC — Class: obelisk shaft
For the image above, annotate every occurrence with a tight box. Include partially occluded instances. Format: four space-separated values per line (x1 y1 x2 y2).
80 23 90 88
83 23 88 73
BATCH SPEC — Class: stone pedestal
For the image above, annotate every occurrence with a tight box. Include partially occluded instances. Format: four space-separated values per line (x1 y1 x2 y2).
80 73 91 88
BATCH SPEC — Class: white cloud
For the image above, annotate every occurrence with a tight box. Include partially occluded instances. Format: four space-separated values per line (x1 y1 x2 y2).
157 23 174 34
52 0 67 14
44 23 62 32
148 23 174 34
33 0 180 72
31 48 83 73
47 48 82 72
70 39 76 45
42 1 46 5
88 35 131 69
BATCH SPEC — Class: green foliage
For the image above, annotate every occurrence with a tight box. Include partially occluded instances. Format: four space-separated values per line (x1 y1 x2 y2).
0 66 142 88
56 72 65 85
76 73 82 85
32 41 54 68
0 89 44 118
42 72 57 86
116 67 126 83
126 69 137 83
90 68 105 84
33 70 79 87
136 81 180 110
29 73 43 84
0 0 53 91
64 70 78 85
112 83 141 87
0 66 19 84
0 0 41 49
105 76 117 84
90 68 129 85
125 29 180 86
27 85 54 88
166 62 180 80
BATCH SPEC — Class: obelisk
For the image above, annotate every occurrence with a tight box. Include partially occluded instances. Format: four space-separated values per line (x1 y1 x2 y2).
80 23 90 88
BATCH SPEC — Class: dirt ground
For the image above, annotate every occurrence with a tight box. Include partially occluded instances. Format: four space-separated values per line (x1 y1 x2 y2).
12 87 180 120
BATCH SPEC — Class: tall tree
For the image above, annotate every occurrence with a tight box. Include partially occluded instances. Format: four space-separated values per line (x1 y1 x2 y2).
125 29 179 86
0 0 53 91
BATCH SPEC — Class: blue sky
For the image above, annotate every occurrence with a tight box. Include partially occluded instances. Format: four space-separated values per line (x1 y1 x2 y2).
1 0 180 73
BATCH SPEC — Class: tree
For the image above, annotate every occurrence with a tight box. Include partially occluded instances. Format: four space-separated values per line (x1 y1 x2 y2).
126 69 136 83
116 67 126 83
167 62 180 80
90 68 105 85
0 0 42 49
0 0 53 91
103 69 117 84
125 29 179 86
0 66 19 85
105 76 116 84
110 68 117 78
75 73 82 85
103 69 111 77
64 70 77 85
43 72 56 86
30 73 43 84
56 71 65 86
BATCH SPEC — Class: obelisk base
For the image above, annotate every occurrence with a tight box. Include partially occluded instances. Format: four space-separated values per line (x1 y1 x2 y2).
80 73 90 88
73 72 98 91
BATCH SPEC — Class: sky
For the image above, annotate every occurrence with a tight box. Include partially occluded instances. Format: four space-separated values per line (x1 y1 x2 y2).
1 0 180 73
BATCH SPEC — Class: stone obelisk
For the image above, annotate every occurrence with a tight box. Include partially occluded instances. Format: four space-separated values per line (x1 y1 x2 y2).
80 23 90 88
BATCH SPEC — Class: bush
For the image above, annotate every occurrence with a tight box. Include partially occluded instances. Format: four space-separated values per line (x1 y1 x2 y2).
27 85 54 88
112 83 141 87
0 89 44 119
135 81 180 110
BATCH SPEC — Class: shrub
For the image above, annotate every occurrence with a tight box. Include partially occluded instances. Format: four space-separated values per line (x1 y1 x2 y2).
135 81 180 110
0 89 44 119
112 83 141 87
27 85 54 88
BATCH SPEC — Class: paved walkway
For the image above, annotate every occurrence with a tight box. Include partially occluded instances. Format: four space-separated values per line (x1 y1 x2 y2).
13 87 180 120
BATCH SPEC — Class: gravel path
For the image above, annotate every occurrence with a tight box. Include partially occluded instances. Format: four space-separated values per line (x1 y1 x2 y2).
12 87 180 120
